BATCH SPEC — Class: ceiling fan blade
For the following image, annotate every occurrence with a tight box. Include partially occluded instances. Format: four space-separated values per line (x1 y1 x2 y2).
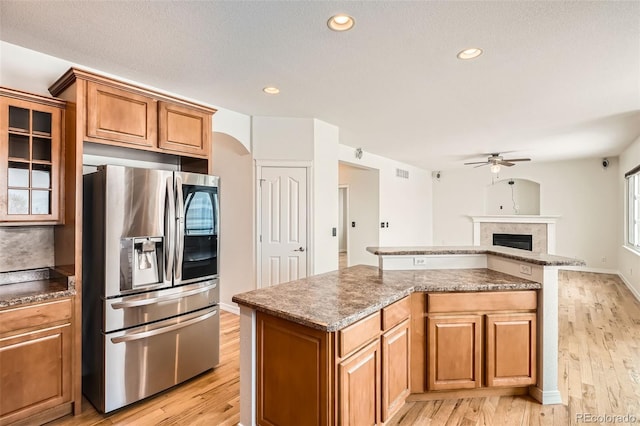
464 161 489 165
474 163 490 168
498 161 515 167
502 158 531 162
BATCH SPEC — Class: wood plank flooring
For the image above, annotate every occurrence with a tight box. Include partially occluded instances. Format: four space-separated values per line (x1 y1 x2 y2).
48 271 640 426
388 271 640 426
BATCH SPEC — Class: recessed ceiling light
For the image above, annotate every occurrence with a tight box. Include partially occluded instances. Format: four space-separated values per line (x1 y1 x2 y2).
327 14 355 32
457 48 483 60
263 86 280 95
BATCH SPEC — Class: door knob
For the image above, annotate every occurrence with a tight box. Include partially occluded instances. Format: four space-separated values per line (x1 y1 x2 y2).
293 247 305 252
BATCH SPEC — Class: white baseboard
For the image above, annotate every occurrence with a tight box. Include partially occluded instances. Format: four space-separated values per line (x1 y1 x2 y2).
220 302 240 315
529 387 563 405
559 265 619 274
617 272 640 302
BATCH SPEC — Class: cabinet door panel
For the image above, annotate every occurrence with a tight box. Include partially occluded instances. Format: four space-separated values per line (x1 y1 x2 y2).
381 319 410 422
86 81 156 147
486 313 537 387
158 101 210 157
339 340 380 426
427 315 482 390
0 323 71 423
0 95 62 223
257 312 330 426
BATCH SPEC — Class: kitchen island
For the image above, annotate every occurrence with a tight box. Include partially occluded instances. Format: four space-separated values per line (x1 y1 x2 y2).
232 246 584 426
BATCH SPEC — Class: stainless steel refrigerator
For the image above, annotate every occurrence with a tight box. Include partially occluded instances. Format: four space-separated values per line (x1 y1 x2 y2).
82 165 220 413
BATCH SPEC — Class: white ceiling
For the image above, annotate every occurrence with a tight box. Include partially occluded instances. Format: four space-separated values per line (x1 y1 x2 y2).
1 1 639 171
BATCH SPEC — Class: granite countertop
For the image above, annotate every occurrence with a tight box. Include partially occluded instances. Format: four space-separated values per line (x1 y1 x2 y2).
0 267 76 308
232 265 540 332
366 245 586 266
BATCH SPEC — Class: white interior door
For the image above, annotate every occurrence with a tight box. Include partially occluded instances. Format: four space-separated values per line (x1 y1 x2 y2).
259 166 308 287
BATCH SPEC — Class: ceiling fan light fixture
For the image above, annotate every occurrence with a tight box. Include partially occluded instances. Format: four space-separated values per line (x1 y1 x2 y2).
457 48 483 60
328 14 355 31
490 164 501 174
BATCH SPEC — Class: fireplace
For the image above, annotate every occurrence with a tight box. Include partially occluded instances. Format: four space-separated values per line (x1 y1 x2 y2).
493 233 533 251
471 215 560 254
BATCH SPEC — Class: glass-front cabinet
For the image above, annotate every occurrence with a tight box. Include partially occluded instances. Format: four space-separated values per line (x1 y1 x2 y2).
0 88 65 223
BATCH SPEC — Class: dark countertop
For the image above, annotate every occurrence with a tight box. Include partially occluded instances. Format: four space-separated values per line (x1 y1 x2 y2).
366 245 586 266
232 265 540 332
0 267 76 308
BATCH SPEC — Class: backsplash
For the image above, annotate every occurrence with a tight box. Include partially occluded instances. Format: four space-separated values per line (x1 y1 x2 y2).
0 227 54 272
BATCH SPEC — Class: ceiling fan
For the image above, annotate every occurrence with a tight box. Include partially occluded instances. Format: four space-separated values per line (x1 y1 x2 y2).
464 153 531 173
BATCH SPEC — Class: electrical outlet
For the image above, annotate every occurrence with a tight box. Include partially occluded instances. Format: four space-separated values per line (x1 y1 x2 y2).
519 264 532 275
601 257 607 263
414 257 426 266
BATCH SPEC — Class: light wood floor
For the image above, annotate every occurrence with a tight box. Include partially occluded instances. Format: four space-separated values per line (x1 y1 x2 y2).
49 271 640 425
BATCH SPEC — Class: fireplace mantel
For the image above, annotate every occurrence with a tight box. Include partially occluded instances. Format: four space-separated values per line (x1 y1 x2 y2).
470 215 560 224
469 215 561 254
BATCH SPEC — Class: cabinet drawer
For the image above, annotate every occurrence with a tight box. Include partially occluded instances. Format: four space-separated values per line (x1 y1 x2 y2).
382 297 411 331
339 312 381 358
0 298 72 335
427 291 537 314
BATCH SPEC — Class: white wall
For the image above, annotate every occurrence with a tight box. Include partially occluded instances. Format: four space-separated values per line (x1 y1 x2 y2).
312 120 339 273
433 158 621 269
338 144 433 248
251 116 314 161
619 135 640 299
211 133 255 312
339 163 380 266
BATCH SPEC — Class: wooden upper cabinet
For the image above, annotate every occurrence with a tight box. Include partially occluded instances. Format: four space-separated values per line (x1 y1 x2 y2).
158 101 210 157
0 88 64 224
49 68 215 165
86 81 157 147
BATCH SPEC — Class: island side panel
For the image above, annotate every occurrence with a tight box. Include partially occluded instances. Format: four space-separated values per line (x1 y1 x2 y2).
533 267 562 404
487 255 562 404
239 306 256 426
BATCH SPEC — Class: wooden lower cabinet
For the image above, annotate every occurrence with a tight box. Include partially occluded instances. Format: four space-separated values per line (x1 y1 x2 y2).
257 297 411 426
338 340 380 426
257 312 331 426
423 291 538 394
0 299 73 425
486 313 537 387
427 315 482 391
381 319 410 421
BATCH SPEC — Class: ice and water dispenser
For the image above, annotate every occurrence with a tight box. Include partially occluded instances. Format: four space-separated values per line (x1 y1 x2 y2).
119 237 164 291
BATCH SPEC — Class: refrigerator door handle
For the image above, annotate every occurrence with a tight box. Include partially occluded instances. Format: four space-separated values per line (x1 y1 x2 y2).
175 176 184 281
110 309 217 344
165 176 175 282
110 283 217 309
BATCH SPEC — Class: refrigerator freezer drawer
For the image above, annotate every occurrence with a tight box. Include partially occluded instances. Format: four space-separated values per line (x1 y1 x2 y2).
104 279 219 333
102 306 219 413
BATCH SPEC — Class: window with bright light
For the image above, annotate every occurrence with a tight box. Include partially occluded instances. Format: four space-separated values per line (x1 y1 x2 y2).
627 169 640 251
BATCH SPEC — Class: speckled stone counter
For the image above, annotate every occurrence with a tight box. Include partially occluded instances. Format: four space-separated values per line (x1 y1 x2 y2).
0 267 76 308
366 245 585 266
232 265 539 332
